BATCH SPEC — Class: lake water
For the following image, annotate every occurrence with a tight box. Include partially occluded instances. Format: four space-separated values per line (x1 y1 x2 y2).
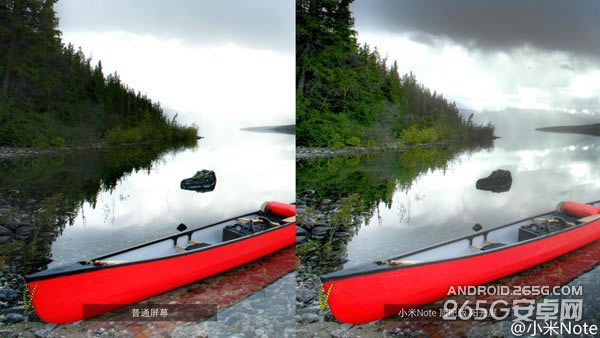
347 134 600 266
296 115 600 325
42 128 295 267
297 119 600 269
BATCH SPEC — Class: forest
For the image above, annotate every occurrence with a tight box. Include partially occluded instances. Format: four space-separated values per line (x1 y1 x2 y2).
0 0 197 147
296 0 495 147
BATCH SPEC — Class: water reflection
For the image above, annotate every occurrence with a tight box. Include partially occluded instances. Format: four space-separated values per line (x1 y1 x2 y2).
50 129 294 267
0 127 294 270
298 132 600 270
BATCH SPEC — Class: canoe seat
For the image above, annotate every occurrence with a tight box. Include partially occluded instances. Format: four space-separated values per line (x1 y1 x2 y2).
175 241 211 251
470 242 506 251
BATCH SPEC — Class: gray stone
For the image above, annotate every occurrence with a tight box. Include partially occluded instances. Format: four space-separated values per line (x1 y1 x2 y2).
299 313 320 323
331 329 353 338
34 329 50 338
476 169 512 193
301 217 317 230
296 288 317 303
311 226 331 236
296 235 306 244
336 231 350 237
296 305 320 315
466 323 504 338
340 323 353 330
15 225 36 236
4 217 21 231
0 226 13 237
180 170 217 193
296 226 308 236
0 236 11 244
4 305 25 314
0 329 15 337
2 313 24 323
0 289 18 303
44 323 57 331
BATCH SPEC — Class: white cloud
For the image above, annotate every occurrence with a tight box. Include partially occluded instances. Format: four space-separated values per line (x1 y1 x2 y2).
358 31 600 115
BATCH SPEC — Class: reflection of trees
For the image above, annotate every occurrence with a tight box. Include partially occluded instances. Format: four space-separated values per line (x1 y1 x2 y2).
297 143 493 222
297 143 493 274
0 141 196 274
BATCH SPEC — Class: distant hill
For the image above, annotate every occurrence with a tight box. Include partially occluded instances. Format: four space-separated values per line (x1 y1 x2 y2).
241 125 295 134
536 123 600 136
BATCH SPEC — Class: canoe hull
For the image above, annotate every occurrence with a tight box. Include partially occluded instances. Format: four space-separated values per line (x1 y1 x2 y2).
27 223 294 324
322 218 600 324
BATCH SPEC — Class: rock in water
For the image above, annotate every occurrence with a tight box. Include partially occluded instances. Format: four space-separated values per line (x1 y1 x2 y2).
476 169 512 193
180 170 217 192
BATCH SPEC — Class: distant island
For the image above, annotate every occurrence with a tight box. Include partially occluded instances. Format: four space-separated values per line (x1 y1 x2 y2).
0 1 197 148
536 123 600 136
241 125 295 135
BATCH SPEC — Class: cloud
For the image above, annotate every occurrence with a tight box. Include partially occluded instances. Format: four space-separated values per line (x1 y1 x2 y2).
353 0 600 116
352 0 600 59
559 64 575 71
360 31 600 113
55 0 294 53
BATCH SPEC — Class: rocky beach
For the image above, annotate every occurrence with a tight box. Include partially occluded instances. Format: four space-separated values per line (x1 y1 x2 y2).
296 142 453 161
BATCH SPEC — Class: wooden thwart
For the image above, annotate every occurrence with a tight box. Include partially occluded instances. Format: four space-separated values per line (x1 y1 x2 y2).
236 217 280 226
387 260 421 265
531 217 576 227
93 260 127 266
578 214 600 223
236 218 262 223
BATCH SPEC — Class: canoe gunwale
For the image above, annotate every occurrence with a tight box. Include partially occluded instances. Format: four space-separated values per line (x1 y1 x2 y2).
26 210 295 282
321 199 600 282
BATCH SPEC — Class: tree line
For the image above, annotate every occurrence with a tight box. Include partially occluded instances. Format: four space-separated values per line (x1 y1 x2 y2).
296 0 494 147
0 0 197 147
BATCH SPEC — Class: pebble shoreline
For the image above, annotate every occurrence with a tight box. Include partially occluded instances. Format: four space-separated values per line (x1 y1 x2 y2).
0 142 162 160
296 142 450 160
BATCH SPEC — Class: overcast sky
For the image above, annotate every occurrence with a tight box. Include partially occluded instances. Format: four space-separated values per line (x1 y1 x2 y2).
351 0 600 120
55 0 295 127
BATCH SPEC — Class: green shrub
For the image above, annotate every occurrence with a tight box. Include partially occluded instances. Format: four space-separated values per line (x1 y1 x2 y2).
345 136 361 147
401 125 439 145
105 126 143 145
49 136 65 147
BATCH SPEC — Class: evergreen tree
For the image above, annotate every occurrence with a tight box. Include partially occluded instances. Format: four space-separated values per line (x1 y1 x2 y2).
296 0 494 147
0 0 197 147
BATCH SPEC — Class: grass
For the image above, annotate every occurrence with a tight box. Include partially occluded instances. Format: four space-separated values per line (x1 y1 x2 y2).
401 125 439 145
105 121 198 145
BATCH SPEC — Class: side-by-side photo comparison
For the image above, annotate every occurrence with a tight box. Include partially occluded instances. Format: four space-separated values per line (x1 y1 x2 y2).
1 0 599 337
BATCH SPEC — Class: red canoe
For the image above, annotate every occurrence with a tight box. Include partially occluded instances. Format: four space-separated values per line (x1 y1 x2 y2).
26 201 295 324
321 200 600 324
